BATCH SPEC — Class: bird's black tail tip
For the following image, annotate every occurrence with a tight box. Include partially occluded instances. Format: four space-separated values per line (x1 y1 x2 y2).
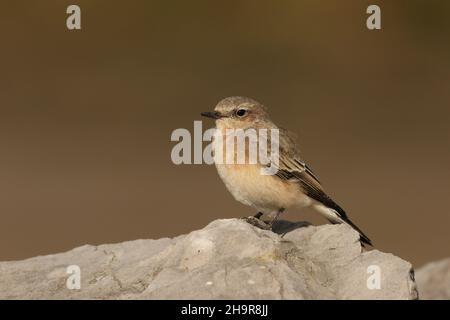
343 217 373 247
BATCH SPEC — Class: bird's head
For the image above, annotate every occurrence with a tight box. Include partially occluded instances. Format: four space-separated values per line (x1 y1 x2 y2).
201 96 269 129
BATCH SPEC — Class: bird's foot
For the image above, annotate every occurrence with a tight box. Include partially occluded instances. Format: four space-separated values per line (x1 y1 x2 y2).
241 215 271 230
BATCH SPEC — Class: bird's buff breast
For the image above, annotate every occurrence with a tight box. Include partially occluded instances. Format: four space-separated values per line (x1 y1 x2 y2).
215 163 306 213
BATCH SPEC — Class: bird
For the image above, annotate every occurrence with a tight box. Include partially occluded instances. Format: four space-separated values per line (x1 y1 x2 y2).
201 96 372 246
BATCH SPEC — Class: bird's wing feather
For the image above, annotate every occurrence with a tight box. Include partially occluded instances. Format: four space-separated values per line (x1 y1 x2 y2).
269 128 372 246
271 128 347 217
273 128 322 188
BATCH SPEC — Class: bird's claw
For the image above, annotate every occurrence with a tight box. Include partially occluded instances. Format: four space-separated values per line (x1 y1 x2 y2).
242 216 272 230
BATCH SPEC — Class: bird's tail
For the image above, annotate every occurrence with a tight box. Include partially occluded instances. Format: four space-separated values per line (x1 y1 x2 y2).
313 203 373 246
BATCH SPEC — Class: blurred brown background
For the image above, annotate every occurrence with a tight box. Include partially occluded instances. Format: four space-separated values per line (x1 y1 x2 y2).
0 1 449 267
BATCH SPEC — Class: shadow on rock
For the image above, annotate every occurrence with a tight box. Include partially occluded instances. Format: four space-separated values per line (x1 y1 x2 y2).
271 219 313 236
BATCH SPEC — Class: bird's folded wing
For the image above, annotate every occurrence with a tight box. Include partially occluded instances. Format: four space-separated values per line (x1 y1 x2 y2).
272 128 322 187
270 128 339 211
269 128 373 246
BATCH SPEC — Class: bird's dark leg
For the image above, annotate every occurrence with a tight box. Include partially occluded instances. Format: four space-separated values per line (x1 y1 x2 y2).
242 212 271 230
253 212 263 219
269 208 285 229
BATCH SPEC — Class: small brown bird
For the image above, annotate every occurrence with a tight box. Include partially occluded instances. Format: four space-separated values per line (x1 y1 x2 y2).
201 96 372 246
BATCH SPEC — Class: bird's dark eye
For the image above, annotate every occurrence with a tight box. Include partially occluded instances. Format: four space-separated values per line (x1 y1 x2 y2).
236 109 247 117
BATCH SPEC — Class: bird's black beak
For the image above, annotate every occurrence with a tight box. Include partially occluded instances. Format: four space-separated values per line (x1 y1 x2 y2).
201 111 223 119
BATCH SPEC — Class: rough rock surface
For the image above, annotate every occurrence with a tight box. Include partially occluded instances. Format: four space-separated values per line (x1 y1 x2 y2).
0 219 418 299
416 258 450 300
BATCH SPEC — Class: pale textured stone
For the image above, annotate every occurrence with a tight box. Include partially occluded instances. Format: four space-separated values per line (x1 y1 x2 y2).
416 258 450 300
0 219 418 299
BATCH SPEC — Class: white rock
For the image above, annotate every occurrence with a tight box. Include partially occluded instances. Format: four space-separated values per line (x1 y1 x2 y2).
0 219 418 299
416 258 450 300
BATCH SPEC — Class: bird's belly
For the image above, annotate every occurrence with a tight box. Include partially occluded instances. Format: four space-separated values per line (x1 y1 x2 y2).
215 163 311 213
